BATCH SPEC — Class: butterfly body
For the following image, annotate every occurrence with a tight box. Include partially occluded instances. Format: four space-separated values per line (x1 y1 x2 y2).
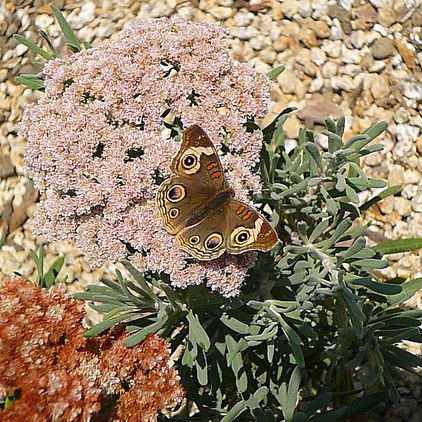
156 125 278 260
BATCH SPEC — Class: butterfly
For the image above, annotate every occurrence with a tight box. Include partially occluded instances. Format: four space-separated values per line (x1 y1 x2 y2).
156 125 279 260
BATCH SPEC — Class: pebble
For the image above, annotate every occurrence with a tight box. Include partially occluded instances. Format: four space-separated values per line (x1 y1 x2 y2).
402 184 419 200
34 13 55 29
394 197 413 217
279 69 300 95
298 0 312 18
387 166 405 187
411 191 422 213
368 60 386 73
321 61 338 78
209 6 232 20
280 0 298 18
370 37 395 59
393 107 411 124
401 80 422 101
229 25 259 41
330 19 344 40
338 0 354 11
250 34 270 51
233 11 253 27
78 2 96 25
321 40 342 58
310 47 327 66
331 75 357 91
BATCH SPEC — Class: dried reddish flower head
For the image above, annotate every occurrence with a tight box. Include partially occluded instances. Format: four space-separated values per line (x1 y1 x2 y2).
0 278 184 421
20 16 271 297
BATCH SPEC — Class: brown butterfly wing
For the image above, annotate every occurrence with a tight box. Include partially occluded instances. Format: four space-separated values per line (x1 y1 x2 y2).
156 125 226 235
156 176 216 235
171 125 227 191
175 199 278 260
225 200 278 254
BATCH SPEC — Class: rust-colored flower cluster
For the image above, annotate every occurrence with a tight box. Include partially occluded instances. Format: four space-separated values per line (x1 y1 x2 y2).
0 278 184 422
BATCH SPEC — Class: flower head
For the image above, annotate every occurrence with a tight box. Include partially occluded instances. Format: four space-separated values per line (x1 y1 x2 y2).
0 278 184 421
21 16 271 297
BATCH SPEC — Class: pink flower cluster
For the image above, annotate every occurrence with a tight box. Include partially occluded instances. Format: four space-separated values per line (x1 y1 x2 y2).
21 16 271 297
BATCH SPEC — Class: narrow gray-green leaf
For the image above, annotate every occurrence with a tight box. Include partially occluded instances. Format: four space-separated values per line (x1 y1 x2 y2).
373 238 422 255
387 277 422 306
305 142 323 170
187 310 211 351
39 29 60 57
124 316 168 347
14 34 54 60
284 366 301 421
340 286 365 338
363 120 388 141
51 5 82 51
267 65 285 79
83 312 139 337
220 314 251 334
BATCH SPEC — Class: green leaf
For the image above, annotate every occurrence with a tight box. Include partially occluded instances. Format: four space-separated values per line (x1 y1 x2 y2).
339 285 365 338
278 317 305 367
195 347 209 386
336 116 346 137
341 393 386 418
360 185 401 212
387 278 422 306
284 366 301 421
373 238 422 255
121 260 159 302
363 120 388 141
325 132 343 153
352 258 389 270
302 392 332 417
316 218 352 249
187 310 211 351
308 219 332 243
16 76 44 90
263 106 297 138
51 5 82 51
39 29 60 57
220 314 251 335
245 387 269 411
83 40 93 49
83 312 139 337
13 34 54 60
343 134 369 149
221 400 248 422
232 350 248 393
348 277 402 295
245 323 278 342
44 256 65 288
124 316 168 347
267 65 285 79
304 142 323 170
383 343 422 372
29 247 44 283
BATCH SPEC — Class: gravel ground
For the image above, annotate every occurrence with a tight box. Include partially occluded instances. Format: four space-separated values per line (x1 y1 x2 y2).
1 0 422 419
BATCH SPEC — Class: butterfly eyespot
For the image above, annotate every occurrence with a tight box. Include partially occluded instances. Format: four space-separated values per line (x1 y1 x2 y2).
205 233 223 250
183 154 197 169
189 235 200 245
167 185 186 202
236 231 249 243
169 208 179 218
